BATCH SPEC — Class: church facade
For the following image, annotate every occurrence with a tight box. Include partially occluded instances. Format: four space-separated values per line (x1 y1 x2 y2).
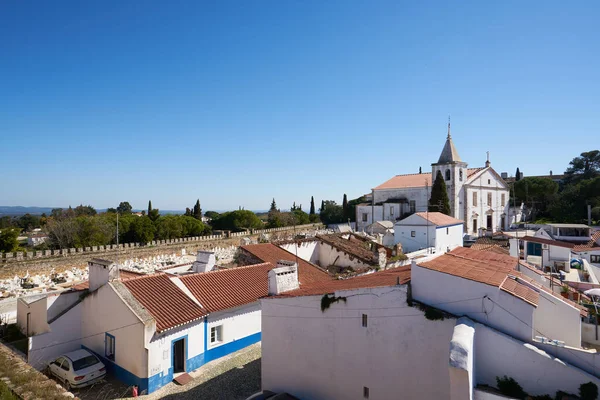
356 123 510 236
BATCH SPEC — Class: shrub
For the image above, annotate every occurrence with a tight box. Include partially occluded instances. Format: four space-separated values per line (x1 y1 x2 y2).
496 376 527 399
580 382 599 400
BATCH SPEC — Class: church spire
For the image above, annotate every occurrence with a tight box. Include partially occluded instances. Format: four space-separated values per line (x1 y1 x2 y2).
437 117 462 164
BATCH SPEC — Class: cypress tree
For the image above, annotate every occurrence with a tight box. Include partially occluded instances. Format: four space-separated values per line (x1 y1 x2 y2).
193 199 202 220
515 167 521 181
148 200 152 215
321 200 325 212
429 170 451 215
270 198 277 212
310 196 315 215
342 194 348 220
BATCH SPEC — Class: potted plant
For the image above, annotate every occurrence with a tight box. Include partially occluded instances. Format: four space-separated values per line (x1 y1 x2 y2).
561 285 570 299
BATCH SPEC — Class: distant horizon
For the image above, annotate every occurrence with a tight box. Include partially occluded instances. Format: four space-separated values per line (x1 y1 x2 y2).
0 205 272 216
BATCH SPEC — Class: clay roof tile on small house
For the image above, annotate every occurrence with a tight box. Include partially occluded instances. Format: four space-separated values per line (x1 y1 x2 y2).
412 212 463 227
122 274 206 333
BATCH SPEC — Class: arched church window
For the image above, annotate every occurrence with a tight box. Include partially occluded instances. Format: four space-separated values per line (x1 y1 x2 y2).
459 169 463 181
445 169 451 181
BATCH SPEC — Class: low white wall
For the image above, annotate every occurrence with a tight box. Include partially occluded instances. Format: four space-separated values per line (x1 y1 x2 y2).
17 297 49 337
474 323 600 396
46 291 82 321
449 318 475 400
28 302 83 370
207 302 261 351
278 241 319 265
435 224 463 254
395 225 434 253
533 290 581 347
582 322 600 345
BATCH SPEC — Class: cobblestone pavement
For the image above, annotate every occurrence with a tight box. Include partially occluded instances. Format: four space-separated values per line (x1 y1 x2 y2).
143 343 262 400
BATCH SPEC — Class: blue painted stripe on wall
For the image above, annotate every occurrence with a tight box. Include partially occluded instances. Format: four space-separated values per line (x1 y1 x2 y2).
82 345 148 393
146 331 261 394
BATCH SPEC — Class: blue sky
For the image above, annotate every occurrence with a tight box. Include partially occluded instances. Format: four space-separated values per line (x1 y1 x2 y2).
1 1 598 211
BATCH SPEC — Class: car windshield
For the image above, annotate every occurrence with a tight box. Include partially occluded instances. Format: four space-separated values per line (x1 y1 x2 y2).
72 355 99 371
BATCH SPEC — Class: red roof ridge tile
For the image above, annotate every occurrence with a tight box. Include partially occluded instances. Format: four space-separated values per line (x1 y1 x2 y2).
197 262 273 274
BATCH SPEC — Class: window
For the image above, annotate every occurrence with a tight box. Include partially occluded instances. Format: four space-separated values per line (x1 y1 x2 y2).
60 359 70 371
411 231 416 237
210 325 223 344
446 227 449 235
473 219 477 232
389 207 394 216
472 192 477 206
363 386 370 399
501 194 506 206
488 179 491 184
105 333 115 361
591 255 600 264
445 169 451 181
362 314 368 327
459 169 463 181
487 192 492 205
409 200 416 214
362 213 368 222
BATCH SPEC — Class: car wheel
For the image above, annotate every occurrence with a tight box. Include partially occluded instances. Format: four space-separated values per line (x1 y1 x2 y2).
64 380 71 391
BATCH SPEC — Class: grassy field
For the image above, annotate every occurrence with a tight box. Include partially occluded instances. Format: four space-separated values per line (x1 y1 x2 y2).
0 380 18 400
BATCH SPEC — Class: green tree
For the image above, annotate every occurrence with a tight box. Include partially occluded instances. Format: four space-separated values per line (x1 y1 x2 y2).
148 200 152 216
310 196 315 215
270 199 277 212
106 208 117 213
148 208 160 222
319 200 344 225
211 210 263 232
185 207 192 217
429 170 451 215
16 214 41 231
320 200 325 212
155 215 184 239
204 211 220 220
0 228 20 253
291 209 310 225
130 216 156 244
0 216 13 229
342 194 349 221
117 202 133 214
193 199 202 220
513 177 558 221
74 205 97 217
565 150 600 183
347 195 367 222
515 167 521 181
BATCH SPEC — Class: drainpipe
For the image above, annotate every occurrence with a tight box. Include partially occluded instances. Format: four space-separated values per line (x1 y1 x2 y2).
371 189 375 226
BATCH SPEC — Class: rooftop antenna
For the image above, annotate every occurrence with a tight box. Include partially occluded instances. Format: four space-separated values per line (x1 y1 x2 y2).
447 116 451 139
114 212 120 281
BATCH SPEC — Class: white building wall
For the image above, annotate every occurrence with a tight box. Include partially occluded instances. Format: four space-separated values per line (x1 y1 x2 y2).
464 169 510 235
533 290 581 347
17 298 49 337
278 241 319 264
207 302 261 351
475 322 600 396
356 205 382 231
28 302 83 370
434 224 464 254
394 224 435 253
80 284 147 380
412 264 535 343
549 245 571 263
317 241 373 270
46 291 82 322
261 286 456 400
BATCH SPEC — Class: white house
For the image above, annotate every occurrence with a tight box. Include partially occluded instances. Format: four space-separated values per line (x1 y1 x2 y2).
394 212 463 254
27 233 48 247
20 253 330 394
356 121 510 235
261 247 597 400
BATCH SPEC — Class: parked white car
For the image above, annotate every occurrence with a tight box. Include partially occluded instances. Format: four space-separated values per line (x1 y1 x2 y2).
47 349 106 389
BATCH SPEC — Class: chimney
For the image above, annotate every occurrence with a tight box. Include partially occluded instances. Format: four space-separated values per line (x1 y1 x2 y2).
268 260 299 295
501 172 508 179
376 247 387 269
88 259 116 292
192 251 216 273
550 170 553 176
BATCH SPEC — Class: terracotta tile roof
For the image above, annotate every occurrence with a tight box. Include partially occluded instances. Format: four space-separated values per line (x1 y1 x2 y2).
240 244 330 284
522 236 576 249
119 270 147 280
573 231 600 251
273 266 411 298
418 247 539 305
467 167 485 178
374 173 433 190
412 212 463 227
123 274 206 332
70 281 89 291
470 237 510 255
500 278 539 306
180 262 276 313
315 234 380 266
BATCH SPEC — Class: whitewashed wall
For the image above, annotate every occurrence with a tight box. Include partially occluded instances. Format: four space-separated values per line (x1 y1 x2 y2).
474 322 600 396
412 263 535 343
261 286 456 400
17 297 49 337
533 290 581 347
394 224 435 253
28 302 83 370
278 241 319 264
81 284 147 379
208 302 261 350
464 169 510 235
434 224 464 254
356 205 382 231
46 291 82 321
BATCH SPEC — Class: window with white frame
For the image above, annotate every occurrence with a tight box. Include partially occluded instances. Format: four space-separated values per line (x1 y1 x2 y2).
487 192 492 205
411 231 416 237
591 255 600 264
210 325 223 344
389 207 394 216
501 193 506 206
472 192 477 206
409 200 416 214
362 213 368 222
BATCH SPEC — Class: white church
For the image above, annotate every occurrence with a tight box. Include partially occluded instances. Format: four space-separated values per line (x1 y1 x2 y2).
356 122 511 236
